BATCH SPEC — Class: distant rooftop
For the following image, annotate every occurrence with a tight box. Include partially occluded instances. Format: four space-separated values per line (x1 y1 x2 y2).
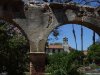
48 44 63 49
47 43 75 51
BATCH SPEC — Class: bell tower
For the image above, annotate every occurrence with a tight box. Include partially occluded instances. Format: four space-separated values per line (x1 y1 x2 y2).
63 37 70 53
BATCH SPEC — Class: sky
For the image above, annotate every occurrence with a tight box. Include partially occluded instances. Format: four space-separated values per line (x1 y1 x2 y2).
48 24 100 50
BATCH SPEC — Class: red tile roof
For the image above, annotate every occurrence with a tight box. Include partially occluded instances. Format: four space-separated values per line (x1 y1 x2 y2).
46 43 75 51
47 44 63 49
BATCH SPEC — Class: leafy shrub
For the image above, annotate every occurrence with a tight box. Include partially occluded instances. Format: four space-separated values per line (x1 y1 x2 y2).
46 51 85 75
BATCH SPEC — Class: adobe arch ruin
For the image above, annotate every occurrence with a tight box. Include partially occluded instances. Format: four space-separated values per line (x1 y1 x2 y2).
0 0 100 75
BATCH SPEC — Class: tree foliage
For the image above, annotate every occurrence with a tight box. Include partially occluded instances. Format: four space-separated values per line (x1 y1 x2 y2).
46 51 85 75
0 22 29 75
87 43 100 65
96 37 100 44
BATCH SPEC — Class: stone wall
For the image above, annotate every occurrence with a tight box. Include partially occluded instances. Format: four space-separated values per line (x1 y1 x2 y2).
0 2 100 75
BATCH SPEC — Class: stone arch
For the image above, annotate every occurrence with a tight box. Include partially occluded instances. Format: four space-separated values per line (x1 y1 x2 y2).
44 9 100 74
0 17 30 45
0 17 31 75
44 12 100 71
45 17 100 47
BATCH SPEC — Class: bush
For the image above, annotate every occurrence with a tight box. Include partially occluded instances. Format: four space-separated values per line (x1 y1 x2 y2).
46 51 85 75
0 22 29 75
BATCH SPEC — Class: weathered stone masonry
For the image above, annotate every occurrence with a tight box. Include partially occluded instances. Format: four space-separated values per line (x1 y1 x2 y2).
0 1 100 75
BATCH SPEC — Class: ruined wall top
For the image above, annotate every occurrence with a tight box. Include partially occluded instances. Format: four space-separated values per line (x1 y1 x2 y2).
0 0 22 4
0 0 99 19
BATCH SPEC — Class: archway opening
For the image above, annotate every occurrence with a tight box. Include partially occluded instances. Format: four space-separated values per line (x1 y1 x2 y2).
45 23 100 75
46 24 100 51
0 20 30 75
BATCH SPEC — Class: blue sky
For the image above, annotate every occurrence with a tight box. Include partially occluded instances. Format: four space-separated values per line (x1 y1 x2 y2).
48 24 99 50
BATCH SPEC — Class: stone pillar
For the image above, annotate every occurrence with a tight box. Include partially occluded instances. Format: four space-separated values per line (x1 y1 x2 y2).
30 52 46 75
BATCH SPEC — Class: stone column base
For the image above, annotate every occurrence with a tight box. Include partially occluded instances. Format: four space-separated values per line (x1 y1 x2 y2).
30 52 46 75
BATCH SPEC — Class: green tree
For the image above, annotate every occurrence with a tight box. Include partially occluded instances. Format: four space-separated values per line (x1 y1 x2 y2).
87 43 100 65
46 51 84 75
0 22 29 75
